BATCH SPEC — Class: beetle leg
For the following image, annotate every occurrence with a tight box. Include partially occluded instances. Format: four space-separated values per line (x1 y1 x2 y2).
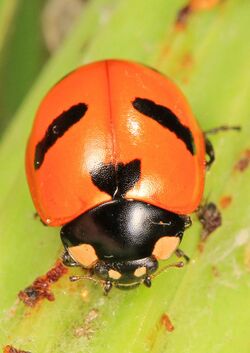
175 248 190 263
144 275 152 288
103 280 113 295
183 215 192 229
204 125 240 169
204 125 241 135
62 249 80 267
205 137 215 170
33 212 49 226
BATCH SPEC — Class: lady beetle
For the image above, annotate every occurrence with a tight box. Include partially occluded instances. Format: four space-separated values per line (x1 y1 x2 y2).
26 60 214 293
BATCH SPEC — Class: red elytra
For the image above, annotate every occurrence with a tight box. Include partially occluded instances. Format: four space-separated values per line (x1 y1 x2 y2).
26 59 205 227
26 59 208 292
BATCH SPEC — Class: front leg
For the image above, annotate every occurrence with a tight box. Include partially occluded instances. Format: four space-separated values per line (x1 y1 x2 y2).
204 125 240 170
62 249 80 267
205 137 215 170
175 248 190 263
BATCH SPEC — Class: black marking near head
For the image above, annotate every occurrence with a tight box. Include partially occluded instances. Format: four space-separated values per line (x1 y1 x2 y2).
60 199 186 261
34 103 88 170
90 159 141 199
132 98 195 154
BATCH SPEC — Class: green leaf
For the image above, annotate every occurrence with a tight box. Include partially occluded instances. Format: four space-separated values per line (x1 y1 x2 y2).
1 0 249 352
0 0 48 134
0 0 19 53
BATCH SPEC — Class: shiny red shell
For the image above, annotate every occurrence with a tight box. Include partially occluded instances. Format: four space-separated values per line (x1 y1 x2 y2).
26 60 205 226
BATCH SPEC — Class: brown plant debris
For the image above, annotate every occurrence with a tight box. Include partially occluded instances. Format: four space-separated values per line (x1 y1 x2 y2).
74 308 99 339
234 149 250 172
197 202 222 241
160 313 175 332
18 260 67 307
176 0 221 28
211 265 220 277
3 345 31 353
219 195 232 209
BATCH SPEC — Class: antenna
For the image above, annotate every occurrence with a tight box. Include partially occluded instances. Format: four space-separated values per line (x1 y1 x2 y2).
205 125 241 134
151 261 184 279
69 275 103 285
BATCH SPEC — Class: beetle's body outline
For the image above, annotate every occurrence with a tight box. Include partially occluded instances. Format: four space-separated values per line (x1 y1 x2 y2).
26 60 214 292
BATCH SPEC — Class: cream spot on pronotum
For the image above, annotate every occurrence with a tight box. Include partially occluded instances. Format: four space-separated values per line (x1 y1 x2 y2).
68 244 98 268
153 237 180 260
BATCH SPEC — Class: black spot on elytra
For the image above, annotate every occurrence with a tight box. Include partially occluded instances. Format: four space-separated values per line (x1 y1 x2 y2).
90 159 141 198
34 103 88 170
132 98 195 155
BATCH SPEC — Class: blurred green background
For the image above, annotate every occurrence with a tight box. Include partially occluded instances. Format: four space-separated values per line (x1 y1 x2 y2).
0 0 84 134
0 1 249 353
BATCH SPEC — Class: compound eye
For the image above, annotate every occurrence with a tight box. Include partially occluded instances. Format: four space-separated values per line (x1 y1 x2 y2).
152 236 180 260
68 244 98 268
